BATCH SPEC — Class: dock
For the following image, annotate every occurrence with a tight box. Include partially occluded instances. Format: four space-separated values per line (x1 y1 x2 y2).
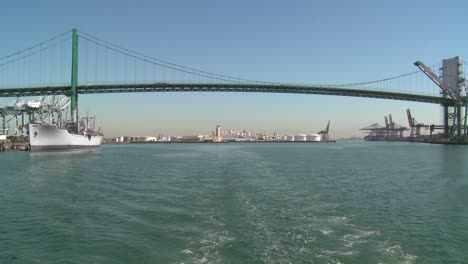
0 142 29 152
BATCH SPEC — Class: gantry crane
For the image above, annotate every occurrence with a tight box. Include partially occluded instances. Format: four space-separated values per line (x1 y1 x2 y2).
318 121 330 141
406 109 429 137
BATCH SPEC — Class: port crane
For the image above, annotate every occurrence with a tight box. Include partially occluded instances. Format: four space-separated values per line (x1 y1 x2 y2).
414 59 467 139
406 109 429 137
384 115 394 136
317 121 330 141
414 61 461 102
0 95 70 136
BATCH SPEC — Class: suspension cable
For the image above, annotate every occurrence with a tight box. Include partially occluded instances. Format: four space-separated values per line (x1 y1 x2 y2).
79 35 247 83
0 38 70 68
338 71 421 87
77 30 275 84
338 63 441 87
0 30 70 62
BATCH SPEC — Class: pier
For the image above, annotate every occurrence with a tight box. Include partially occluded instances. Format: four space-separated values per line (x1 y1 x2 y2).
0 142 29 152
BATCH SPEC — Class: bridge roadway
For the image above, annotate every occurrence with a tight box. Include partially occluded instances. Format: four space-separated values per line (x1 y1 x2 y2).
0 83 456 105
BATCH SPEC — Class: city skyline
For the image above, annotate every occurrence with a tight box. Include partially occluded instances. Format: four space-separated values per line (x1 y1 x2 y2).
1 1 467 138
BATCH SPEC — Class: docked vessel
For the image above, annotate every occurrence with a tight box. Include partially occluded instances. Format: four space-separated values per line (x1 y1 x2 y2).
20 29 104 151
28 123 103 151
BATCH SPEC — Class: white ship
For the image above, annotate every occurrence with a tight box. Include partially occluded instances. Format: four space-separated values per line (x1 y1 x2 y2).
28 123 103 151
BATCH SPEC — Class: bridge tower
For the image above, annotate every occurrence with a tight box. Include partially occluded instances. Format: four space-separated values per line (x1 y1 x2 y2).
70 28 79 131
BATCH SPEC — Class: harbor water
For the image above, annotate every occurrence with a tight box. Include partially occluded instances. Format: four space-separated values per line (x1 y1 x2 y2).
1 142 467 263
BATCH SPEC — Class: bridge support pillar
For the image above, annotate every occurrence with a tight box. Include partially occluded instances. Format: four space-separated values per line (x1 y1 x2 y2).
443 104 449 138
2 114 5 135
465 98 468 138
21 112 24 136
443 103 467 139
456 105 462 138
70 28 79 129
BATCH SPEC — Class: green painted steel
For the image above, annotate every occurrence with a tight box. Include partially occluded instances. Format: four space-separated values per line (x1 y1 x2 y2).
444 104 449 138
0 86 69 97
0 83 456 105
456 104 462 137
465 97 468 137
70 28 79 120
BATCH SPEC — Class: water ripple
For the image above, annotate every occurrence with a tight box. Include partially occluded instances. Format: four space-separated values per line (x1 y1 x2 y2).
1 143 467 263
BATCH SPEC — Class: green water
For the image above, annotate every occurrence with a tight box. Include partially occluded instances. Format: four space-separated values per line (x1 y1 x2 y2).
1 142 467 263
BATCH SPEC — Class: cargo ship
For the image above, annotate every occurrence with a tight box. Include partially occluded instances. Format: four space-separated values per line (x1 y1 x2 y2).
28 118 103 151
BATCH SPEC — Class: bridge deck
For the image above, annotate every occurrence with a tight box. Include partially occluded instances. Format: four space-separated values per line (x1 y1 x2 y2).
0 83 454 105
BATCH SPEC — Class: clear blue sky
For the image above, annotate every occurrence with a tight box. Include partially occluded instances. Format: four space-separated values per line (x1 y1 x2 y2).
1 0 467 137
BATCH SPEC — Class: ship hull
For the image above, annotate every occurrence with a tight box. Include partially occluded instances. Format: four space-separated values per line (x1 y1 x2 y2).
28 124 103 151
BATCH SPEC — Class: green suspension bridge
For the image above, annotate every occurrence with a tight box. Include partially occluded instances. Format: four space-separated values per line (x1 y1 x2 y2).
1 29 467 139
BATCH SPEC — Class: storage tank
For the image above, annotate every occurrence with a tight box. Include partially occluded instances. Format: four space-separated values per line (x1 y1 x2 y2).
307 134 321 142
286 135 295 141
295 134 307 142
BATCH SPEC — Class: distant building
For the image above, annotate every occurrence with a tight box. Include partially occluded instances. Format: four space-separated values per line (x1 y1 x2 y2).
214 125 222 142
281 134 321 142
222 129 254 141
171 135 205 142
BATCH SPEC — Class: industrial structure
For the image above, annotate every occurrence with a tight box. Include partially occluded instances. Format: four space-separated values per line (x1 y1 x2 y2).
213 125 222 142
414 57 468 141
406 109 430 138
222 130 253 142
360 57 468 143
361 114 408 141
0 96 70 136
318 121 331 141
106 122 331 144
